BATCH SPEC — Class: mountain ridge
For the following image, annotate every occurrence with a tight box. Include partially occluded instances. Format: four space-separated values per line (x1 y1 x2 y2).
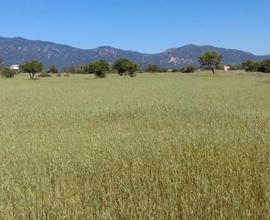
0 36 269 69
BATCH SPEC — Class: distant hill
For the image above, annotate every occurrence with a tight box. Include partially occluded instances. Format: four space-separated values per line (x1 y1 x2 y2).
0 36 269 69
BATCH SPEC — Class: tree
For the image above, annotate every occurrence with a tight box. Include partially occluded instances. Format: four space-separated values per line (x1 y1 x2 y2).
20 60 43 79
113 58 138 77
180 65 197 73
1 68 16 78
113 58 130 76
242 59 270 73
257 60 270 73
145 64 160 73
198 51 223 74
86 63 96 74
49 64 58 73
88 60 110 78
242 60 258 72
127 62 138 77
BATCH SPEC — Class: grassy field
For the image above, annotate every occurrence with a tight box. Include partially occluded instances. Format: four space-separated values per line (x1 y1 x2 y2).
0 71 270 219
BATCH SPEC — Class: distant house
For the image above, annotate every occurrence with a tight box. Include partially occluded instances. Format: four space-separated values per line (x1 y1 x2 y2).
10 65 20 70
224 65 231 71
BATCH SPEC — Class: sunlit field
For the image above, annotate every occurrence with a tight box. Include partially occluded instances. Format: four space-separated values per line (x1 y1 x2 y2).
0 71 270 219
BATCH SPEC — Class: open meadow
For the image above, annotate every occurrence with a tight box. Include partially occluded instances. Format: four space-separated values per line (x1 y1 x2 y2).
0 71 270 219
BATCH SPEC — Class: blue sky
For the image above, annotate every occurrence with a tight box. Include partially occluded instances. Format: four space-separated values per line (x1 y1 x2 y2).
1 0 269 54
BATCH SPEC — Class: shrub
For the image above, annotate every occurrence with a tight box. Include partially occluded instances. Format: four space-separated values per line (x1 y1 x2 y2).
181 66 197 73
145 64 160 73
160 68 168 72
258 60 270 73
39 72 52 77
242 60 258 72
242 60 270 73
1 68 16 78
127 63 138 77
88 60 110 78
113 58 139 77
113 58 130 76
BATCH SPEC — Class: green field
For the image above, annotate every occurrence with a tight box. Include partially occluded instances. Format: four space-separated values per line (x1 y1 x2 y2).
0 71 270 219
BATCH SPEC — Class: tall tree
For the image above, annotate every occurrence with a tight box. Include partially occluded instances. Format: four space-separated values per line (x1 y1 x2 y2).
198 51 222 74
20 60 43 79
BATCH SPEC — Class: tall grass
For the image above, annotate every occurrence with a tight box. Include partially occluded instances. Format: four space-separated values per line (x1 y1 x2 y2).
0 71 270 219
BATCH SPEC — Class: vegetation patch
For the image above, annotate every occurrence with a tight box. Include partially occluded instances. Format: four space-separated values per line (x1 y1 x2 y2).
0 72 269 219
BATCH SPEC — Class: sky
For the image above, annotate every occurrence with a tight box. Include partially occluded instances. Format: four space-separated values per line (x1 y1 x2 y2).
1 0 270 55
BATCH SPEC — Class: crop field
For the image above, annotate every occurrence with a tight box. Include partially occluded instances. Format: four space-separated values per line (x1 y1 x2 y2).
0 71 270 219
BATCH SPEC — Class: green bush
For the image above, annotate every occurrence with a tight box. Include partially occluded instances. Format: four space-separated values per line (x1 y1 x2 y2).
88 60 110 78
127 62 138 77
145 64 160 73
113 58 138 77
39 72 52 77
1 68 16 78
242 60 270 73
181 66 197 73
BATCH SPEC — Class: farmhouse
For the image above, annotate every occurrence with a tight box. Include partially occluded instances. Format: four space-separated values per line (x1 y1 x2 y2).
10 65 20 70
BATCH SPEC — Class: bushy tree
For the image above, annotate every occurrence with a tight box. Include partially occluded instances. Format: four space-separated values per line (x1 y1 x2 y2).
113 58 130 76
1 68 16 78
86 63 96 74
88 60 110 78
113 58 138 77
242 60 258 72
49 64 58 73
127 62 138 77
198 51 223 74
258 60 270 73
180 66 197 73
242 60 270 73
20 60 43 79
145 64 160 73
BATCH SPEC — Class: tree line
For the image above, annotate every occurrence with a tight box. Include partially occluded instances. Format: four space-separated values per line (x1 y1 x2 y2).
1 51 270 79
242 60 270 73
0 52 225 78
0 58 140 79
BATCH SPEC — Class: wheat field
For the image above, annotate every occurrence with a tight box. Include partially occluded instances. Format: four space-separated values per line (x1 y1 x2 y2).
0 71 270 219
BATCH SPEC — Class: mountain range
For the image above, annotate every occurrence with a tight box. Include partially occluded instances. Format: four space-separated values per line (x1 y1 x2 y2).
0 36 269 69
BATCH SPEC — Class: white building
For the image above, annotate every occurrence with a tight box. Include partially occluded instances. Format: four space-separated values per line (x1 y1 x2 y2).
10 65 20 70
